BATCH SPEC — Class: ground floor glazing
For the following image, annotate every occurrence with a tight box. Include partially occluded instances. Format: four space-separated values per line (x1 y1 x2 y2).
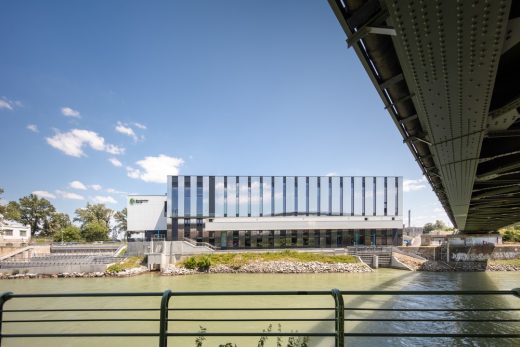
166 221 402 248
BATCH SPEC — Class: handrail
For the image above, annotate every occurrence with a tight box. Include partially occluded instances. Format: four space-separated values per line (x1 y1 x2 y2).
1 289 520 345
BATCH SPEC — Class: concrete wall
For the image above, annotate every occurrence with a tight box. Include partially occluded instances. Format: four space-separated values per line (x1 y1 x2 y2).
127 241 214 257
0 263 107 275
398 246 440 260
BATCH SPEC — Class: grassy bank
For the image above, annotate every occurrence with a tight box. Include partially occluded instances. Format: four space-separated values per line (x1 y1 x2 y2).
179 251 358 270
106 256 144 273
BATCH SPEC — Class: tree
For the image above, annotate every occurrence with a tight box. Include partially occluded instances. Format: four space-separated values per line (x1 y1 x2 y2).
74 203 113 229
423 223 434 233
2 201 21 221
81 221 109 242
18 194 56 235
42 212 71 237
433 220 447 231
53 225 82 242
114 208 127 239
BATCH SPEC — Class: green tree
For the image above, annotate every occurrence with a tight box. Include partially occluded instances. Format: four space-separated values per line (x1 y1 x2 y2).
42 212 71 236
53 225 82 242
2 201 22 221
114 208 127 239
433 220 447 231
81 221 109 242
74 203 113 229
423 223 434 233
18 194 56 235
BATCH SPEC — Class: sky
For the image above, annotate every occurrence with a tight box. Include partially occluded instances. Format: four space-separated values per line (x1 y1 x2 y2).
0 0 450 227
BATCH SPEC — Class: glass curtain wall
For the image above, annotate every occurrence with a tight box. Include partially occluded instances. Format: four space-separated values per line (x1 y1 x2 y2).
169 176 402 218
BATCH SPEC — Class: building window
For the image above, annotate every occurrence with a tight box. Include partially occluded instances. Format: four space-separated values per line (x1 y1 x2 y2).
291 231 297 247
20 230 27 237
245 231 251 248
4 229 13 236
303 231 309 247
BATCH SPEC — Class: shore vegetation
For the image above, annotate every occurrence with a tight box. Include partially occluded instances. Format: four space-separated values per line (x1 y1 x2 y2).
180 250 358 270
106 256 144 273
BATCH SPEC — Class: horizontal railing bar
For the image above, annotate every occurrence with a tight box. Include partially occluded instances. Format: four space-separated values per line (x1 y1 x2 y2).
168 332 334 337
169 307 333 311
9 293 164 298
343 333 520 338
343 318 520 322
4 319 159 323
345 308 520 312
5 290 518 299
4 308 159 312
1 333 160 338
168 318 334 322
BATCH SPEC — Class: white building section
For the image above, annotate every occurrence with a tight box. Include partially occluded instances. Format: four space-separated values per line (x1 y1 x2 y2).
127 195 167 232
0 219 31 244
205 216 402 231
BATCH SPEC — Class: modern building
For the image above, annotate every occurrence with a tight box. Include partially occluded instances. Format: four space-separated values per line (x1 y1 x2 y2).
165 175 403 248
0 219 31 245
127 195 167 240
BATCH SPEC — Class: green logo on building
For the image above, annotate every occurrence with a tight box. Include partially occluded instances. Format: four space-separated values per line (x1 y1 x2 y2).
129 198 135 205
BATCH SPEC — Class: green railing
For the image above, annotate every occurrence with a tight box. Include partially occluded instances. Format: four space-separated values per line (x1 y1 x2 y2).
1 289 520 346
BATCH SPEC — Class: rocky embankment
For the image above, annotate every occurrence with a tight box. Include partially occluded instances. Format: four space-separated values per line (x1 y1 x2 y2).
163 260 372 276
486 262 520 271
0 266 148 280
418 261 487 272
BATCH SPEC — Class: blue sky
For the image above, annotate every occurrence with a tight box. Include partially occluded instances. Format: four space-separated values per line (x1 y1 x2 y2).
0 1 449 227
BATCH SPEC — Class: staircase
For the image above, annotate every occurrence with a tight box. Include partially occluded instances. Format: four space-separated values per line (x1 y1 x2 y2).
346 246 392 268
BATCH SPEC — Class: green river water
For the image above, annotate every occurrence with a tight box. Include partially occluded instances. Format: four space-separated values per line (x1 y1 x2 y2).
1 269 520 347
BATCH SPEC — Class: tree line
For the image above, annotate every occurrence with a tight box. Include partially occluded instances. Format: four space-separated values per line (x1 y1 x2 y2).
0 187 127 242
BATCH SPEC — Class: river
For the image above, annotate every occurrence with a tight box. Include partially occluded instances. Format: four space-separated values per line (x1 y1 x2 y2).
1 270 519 347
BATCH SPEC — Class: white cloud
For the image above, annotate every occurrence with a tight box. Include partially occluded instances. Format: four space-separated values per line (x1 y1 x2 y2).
133 122 147 130
90 184 102 191
115 121 139 141
56 190 84 200
0 97 22 110
108 157 123 167
403 177 427 192
0 99 13 110
106 188 127 195
325 172 337 177
32 191 56 199
69 180 87 190
93 195 117 204
126 154 184 183
27 124 39 133
46 129 125 157
61 107 80 118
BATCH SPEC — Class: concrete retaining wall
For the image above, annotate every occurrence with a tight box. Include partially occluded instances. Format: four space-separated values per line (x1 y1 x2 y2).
0 263 107 275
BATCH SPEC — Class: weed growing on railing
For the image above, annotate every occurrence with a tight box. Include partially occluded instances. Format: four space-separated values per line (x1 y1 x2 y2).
195 326 206 347
195 323 310 347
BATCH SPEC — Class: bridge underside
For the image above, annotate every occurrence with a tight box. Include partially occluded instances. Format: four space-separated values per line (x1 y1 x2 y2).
329 0 520 232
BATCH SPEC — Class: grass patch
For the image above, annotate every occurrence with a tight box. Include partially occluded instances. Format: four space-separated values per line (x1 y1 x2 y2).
489 259 520 266
179 250 358 270
106 256 144 273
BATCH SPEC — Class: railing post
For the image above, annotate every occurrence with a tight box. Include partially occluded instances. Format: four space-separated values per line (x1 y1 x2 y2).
159 290 172 347
0 292 13 345
513 288 520 298
331 288 345 347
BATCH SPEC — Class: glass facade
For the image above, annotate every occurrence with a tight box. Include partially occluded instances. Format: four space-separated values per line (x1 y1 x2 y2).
168 175 403 248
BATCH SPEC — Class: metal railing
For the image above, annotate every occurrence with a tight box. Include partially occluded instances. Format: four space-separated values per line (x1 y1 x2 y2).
1 289 520 346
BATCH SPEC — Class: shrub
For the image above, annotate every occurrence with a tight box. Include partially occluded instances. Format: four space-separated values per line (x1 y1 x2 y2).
196 256 211 272
184 256 197 269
